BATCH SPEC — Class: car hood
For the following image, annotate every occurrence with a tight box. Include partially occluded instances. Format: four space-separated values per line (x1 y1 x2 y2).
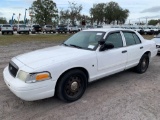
15 45 93 69
153 38 160 45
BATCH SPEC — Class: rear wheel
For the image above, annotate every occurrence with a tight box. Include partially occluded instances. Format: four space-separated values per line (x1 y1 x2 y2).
56 69 87 102
135 54 149 74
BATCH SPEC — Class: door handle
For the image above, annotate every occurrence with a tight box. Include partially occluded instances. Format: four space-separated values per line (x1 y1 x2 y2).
140 46 143 49
122 50 127 53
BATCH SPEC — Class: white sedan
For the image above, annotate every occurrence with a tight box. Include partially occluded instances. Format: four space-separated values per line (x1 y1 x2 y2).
3 28 157 102
152 33 160 54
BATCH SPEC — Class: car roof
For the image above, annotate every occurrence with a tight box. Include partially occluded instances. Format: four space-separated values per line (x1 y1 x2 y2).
83 28 135 32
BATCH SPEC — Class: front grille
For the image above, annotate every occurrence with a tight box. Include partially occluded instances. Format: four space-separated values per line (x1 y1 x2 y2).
8 61 19 77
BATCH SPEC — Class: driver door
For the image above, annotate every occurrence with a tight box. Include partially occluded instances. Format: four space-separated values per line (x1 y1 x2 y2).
96 31 127 77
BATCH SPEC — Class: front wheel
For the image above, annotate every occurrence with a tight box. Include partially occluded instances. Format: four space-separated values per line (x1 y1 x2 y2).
56 69 87 102
135 54 149 74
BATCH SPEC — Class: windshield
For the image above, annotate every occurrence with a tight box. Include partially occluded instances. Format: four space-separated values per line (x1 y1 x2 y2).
3 25 11 27
46 25 52 28
63 31 105 50
19 25 26 27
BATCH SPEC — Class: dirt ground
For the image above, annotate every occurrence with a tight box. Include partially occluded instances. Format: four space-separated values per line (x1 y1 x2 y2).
0 40 160 120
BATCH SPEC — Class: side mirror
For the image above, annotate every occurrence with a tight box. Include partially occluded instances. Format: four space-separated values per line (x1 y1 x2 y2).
99 43 114 51
98 40 105 45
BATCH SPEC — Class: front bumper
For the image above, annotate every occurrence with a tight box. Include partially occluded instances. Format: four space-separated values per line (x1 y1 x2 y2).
3 67 56 101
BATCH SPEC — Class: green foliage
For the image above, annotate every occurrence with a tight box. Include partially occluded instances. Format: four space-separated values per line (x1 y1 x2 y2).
0 17 7 24
31 0 58 25
90 1 129 25
90 3 106 25
59 2 82 25
148 19 160 25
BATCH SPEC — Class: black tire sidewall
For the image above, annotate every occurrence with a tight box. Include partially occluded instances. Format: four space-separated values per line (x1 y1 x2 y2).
57 70 87 102
137 54 149 73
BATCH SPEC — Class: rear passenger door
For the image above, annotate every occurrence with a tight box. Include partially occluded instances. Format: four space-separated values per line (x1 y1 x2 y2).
122 31 144 69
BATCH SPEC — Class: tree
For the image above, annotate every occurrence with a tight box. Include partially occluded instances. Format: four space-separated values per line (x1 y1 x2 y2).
0 17 7 24
31 0 58 25
59 2 82 25
90 3 106 25
105 1 129 24
90 1 129 25
148 19 160 25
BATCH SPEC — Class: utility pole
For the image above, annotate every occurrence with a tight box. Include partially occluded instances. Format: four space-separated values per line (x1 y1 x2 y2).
24 9 27 24
18 13 21 25
11 13 15 25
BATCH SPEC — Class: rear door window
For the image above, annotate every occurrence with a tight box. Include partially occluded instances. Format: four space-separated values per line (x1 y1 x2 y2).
123 32 141 46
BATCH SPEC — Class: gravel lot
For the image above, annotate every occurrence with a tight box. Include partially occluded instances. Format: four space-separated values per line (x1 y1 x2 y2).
0 40 160 120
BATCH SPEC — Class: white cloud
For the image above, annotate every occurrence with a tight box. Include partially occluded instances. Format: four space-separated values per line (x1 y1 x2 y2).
141 6 160 13
1 0 160 23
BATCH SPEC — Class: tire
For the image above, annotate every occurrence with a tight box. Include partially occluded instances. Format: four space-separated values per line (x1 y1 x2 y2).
2 32 4 35
56 69 87 102
135 54 149 74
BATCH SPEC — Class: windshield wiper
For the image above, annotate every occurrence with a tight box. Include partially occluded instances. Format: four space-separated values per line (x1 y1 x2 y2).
62 43 69 46
69 44 82 49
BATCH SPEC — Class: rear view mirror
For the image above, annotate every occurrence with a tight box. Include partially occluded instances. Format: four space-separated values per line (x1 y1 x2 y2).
99 43 114 51
98 40 105 45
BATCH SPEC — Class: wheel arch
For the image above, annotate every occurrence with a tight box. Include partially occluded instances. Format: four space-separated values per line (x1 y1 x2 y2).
55 67 89 91
143 51 151 60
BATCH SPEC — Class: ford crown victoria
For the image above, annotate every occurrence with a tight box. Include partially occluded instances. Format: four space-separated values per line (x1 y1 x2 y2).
3 28 157 102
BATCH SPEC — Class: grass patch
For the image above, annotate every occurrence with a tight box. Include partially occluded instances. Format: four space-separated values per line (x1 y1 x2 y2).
0 34 72 46
142 35 154 40
0 34 154 46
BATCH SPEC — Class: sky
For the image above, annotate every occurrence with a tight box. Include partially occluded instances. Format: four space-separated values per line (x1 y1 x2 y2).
0 0 160 24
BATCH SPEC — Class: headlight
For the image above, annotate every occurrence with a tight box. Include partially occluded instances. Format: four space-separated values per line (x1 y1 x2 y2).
17 70 51 83
17 70 29 81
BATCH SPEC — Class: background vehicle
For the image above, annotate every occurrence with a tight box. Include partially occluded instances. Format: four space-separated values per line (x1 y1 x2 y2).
67 25 79 33
94 25 103 28
12 24 17 31
30 25 42 34
43 25 56 33
152 33 160 54
1 24 13 35
56 25 68 33
0 24 3 31
17 24 30 34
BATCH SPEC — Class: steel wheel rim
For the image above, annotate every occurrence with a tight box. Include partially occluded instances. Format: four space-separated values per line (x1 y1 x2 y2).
141 58 148 71
65 76 82 97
